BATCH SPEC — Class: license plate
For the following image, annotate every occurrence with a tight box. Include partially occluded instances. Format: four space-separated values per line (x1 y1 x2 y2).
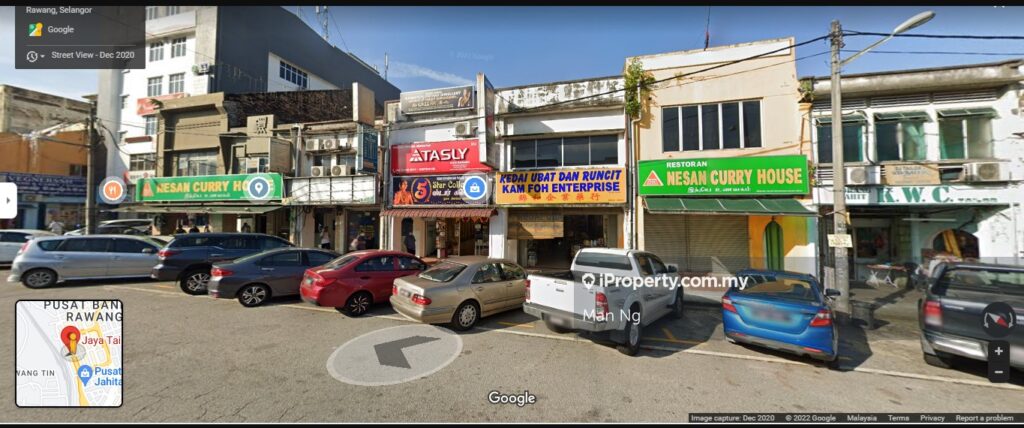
547 315 566 326
400 289 411 297
753 309 789 322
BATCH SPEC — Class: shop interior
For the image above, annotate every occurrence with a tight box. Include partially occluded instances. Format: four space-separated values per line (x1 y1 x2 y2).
513 212 619 271
421 217 489 259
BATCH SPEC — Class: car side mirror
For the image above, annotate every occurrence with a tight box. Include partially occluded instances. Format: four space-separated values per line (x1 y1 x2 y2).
142 247 155 254
825 289 841 298
667 265 678 273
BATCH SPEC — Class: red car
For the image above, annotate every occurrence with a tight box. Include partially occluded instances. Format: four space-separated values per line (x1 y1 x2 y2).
300 250 428 316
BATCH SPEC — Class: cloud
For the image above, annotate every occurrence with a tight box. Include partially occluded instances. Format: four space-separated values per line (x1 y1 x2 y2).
387 61 472 86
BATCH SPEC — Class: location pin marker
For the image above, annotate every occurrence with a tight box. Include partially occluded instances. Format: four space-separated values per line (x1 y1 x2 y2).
60 326 80 356
77 365 93 386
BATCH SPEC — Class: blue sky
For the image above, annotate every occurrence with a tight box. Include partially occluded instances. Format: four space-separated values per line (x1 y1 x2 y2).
2 5 1023 98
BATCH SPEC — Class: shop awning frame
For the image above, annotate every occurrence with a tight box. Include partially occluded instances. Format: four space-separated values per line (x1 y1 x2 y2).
644 197 817 217
382 208 496 218
936 107 998 118
874 111 930 121
108 204 285 215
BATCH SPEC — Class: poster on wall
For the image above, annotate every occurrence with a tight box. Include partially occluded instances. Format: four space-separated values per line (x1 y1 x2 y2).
638 155 809 196
391 175 488 206
390 139 490 175
496 168 626 205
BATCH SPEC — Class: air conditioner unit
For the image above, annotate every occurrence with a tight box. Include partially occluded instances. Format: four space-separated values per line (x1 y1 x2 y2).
305 139 321 152
321 138 338 151
310 166 326 177
965 162 1010 182
330 165 348 176
454 121 474 137
845 165 881 186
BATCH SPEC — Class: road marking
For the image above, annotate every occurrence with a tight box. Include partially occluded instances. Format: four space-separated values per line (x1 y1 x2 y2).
498 321 535 329
103 284 1023 390
154 285 174 290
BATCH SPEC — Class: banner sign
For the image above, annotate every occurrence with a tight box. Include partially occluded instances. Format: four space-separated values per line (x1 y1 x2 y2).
136 173 282 202
136 92 186 116
0 172 85 197
391 139 490 175
399 85 475 115
358 125 379 174
391 175 488 206
883 164 940 186
815 185 1016 206
496 168 626 205
638 155 809 196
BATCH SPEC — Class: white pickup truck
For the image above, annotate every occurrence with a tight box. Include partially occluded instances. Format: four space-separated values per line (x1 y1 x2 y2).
522 248 684 355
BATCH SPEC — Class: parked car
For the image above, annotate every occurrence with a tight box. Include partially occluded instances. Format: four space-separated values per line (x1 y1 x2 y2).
522 248 683 355
301 250 427 316
151 233 294 295
391 256 528 331
65 219 154 236
0 229 55 264
208 248 339 307
721 269 841 367
919 262 1023 370
7 235 164 288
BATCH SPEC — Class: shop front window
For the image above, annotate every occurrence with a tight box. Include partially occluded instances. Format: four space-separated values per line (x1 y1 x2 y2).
174 150 218 177
933 229 979 260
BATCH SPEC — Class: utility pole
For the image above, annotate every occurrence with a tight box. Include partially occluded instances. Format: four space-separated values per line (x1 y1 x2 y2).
85 101 99 235
829 20 851 319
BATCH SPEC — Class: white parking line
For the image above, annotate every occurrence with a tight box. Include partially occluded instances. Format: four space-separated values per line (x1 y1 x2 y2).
105 284 1023 390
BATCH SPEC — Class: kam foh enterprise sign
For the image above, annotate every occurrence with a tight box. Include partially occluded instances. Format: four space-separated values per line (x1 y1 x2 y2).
638 155 809 196
496 167 626 205
136 173 283 202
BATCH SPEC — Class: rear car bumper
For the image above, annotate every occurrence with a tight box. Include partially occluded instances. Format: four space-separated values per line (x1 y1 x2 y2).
151 264 182 281
207 277 242 299
523 302 612 332
723 311 836 361
390 295 451 324
921 329 1023 369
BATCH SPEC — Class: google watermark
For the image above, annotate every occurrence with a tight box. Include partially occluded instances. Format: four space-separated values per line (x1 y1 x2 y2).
580 272 751 291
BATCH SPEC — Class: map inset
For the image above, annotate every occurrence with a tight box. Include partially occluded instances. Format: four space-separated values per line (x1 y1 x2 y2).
16 300 123 407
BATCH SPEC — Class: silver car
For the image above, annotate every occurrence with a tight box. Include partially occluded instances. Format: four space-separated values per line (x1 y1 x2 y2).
390 256 528 331
8 235 164 288
0 229 55 264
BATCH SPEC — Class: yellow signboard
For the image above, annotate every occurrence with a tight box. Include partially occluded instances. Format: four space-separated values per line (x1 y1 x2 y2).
496 168 626 205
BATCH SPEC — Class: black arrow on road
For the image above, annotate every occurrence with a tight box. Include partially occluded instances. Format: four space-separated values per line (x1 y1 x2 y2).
374 336 440 369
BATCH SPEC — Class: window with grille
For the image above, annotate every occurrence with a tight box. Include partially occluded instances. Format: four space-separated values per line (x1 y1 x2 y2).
148 42 164 62
171 37 186 58
130 153 156 171
144 116 158 135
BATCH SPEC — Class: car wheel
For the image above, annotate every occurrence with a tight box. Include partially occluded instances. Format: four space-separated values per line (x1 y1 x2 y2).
450 301 480 332
671 288 685 319
237 284 271 307
22 268 57 289
342 292 373 317
544 320 570 334
923 352 956 369
616 305 642 356
826 356 843 371
179 269 210 295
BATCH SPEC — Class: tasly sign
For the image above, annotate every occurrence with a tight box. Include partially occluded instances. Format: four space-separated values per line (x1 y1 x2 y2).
638 155 809 196
136 174 283 202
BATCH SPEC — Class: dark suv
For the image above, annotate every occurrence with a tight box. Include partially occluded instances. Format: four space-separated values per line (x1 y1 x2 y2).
919 262 1023 370
152 233 294 294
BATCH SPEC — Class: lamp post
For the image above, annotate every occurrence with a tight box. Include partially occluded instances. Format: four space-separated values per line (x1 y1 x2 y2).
829 11 934 319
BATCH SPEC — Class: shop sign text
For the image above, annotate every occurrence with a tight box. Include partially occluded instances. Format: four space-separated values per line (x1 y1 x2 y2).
638 155 809 196
496 168 625 205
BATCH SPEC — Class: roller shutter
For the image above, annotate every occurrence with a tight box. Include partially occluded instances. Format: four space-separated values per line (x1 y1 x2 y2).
644 214 749 274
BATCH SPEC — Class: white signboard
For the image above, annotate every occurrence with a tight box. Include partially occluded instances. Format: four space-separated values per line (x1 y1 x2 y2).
827 234 853 248
287 175 376 205
815 184 1021 206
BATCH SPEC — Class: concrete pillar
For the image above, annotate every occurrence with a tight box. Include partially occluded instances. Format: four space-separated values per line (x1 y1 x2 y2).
488 208 508 259
413 218 427 257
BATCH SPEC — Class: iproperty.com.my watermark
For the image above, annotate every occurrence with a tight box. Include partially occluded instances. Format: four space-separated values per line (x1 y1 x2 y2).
580 272 751 291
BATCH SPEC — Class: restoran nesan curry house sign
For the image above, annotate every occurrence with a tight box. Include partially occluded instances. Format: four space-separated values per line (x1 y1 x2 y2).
136 174 283 202
638 155 809 196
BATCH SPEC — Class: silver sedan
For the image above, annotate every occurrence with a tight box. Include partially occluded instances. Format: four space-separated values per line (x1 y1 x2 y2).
390 256 527 331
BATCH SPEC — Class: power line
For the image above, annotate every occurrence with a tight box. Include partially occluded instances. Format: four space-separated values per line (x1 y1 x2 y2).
845 30 1024 40
840 49 1024 56
327 7 352 53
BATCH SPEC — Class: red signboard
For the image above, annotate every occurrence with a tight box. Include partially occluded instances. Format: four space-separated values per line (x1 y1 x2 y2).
137 93 186 116
390 139 491 175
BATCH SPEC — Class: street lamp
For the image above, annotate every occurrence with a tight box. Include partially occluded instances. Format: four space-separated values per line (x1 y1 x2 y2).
828 11 934 319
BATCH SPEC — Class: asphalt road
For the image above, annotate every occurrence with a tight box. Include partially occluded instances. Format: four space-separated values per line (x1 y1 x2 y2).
1 276 1022 422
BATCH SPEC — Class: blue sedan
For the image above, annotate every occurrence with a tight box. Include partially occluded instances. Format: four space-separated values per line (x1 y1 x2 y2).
722 269 841 367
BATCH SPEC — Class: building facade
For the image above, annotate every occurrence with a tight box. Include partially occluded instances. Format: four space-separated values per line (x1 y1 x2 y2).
97 6 400 203
806 59 1024 282
630 38 819 276
494 76 629 269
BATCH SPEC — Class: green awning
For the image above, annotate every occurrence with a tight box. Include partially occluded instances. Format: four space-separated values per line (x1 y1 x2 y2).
815 113 867 125
937 107 998 118
108 205 284 215
874 111 930 121
645 197 816 216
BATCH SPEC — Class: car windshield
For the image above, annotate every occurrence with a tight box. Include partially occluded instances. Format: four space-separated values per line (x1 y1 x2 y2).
323 254 359 270
734 274 819 303
418 262 466 283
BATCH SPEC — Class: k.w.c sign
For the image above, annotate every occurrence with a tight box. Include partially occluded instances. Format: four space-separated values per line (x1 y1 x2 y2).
391 139 491 175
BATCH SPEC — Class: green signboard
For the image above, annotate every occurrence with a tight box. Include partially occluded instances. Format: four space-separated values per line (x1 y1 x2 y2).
638 155 809 196
136 173 283 202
